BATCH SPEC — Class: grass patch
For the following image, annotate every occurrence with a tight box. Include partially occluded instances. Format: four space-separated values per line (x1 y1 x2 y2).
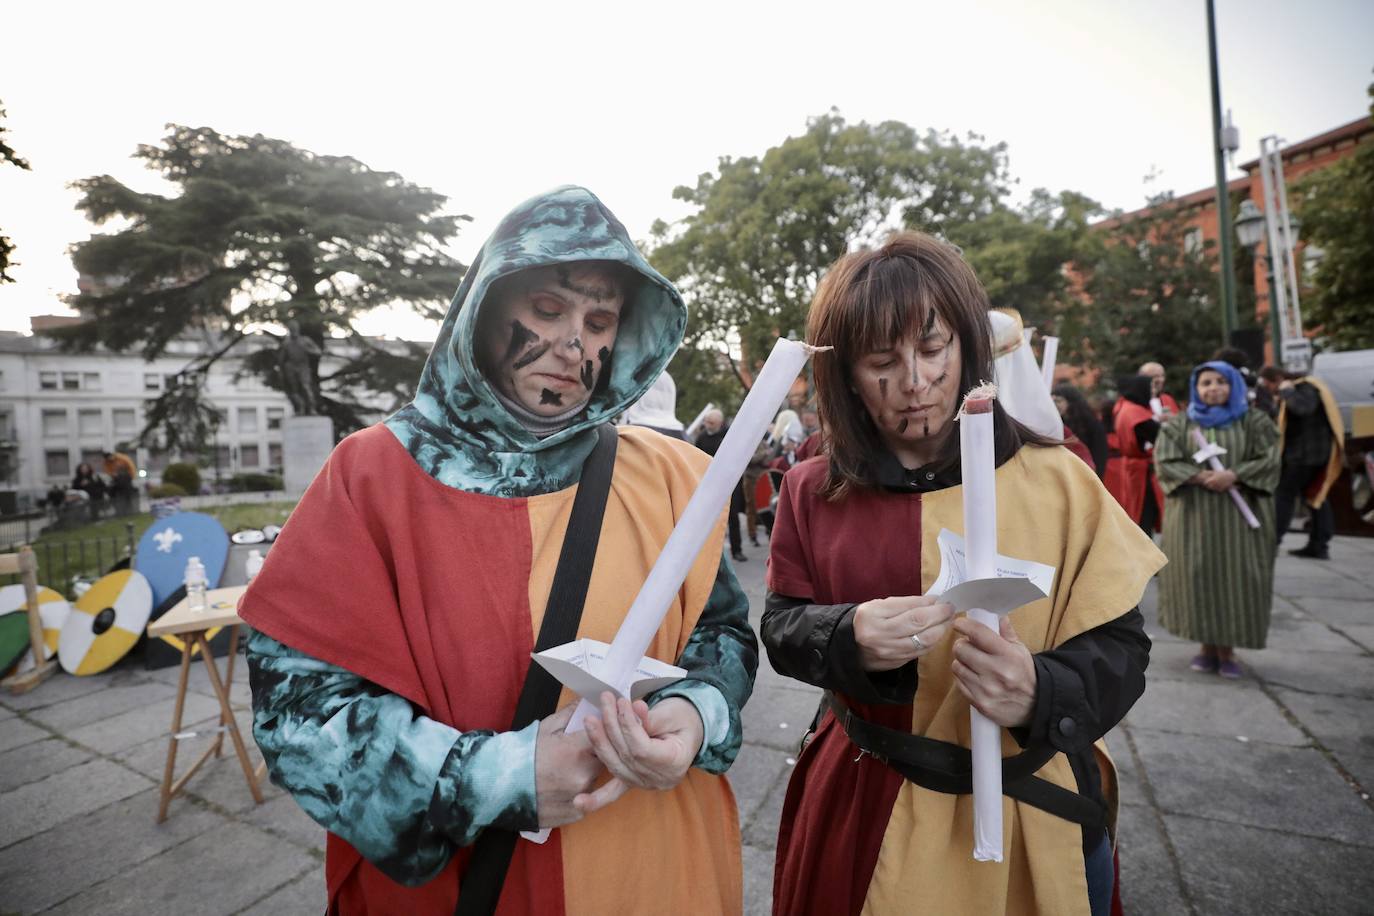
15 500 297 596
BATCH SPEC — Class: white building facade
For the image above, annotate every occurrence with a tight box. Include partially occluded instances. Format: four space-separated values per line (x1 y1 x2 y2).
0 328 402 510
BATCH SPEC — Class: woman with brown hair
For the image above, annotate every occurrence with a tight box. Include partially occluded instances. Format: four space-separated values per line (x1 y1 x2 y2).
761 232 1165 916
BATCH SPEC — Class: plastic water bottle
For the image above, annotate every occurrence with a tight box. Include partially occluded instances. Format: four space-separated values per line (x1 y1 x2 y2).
185 556 208 614
245 550 264 582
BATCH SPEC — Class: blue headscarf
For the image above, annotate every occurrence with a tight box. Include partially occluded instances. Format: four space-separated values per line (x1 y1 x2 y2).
1186 360 1249 429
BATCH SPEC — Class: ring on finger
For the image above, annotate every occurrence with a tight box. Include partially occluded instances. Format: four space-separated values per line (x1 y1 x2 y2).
910 632 926 650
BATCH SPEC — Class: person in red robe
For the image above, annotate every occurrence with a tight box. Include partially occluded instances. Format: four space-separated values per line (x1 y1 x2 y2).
1113 376 1165 533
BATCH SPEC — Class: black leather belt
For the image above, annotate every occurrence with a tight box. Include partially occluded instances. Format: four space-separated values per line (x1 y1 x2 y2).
826 692 1107 829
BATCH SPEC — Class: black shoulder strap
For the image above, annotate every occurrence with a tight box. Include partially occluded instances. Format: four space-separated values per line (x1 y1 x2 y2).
455 423 618 916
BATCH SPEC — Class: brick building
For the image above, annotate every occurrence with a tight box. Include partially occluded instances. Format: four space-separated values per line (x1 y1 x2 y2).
1098 115 1373 365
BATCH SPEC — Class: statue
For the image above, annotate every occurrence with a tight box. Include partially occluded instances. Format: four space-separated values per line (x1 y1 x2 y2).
278 320 322 415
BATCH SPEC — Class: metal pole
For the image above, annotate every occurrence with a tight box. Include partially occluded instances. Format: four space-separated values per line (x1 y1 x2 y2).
1206 0 1238 343
1265 256 1282 367
1257 140 1291 361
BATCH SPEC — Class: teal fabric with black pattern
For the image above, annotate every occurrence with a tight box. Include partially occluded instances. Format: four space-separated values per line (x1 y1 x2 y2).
385 185 687 496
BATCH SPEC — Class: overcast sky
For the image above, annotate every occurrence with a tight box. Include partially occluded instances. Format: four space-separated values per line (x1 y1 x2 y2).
1 0 1370 341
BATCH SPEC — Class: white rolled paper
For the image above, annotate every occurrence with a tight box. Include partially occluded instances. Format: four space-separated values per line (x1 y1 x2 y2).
959 390 1004 863
567 338 816 731
1039 337 1059 391
1190 427 1261 529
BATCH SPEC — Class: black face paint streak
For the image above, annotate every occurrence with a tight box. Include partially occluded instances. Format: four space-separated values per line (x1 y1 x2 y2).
922 309 937 338
897 417 908 433
879 377 888 398
923 418 930 437
580 360 595 390
539 388 563 406
511 341 552 370
504 320 537 363
568 335 585 355
556 265 617 302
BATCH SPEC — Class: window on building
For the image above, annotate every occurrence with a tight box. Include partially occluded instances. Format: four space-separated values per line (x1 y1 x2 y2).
144 373 163 392
268 442 283 469
213 445 231 472
241 444 260 468
113 409 137 438
266 407 285 431
0 409 13 441
238 407 260 433
0 369 6 391
61 372 81 390
1183 228 1203 255
41 409 68 438
80 448 105 470
82 372 102 390
40 371 58 390
46 450 71 478
78 409 103 438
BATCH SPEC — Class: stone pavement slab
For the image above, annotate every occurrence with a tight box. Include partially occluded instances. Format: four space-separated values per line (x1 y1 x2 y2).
1165 812 1374 916
237 867 326 915
1132 727 1373 846
43 822 316 916
0 737 94 793
0 788 222 913
0 715 55 752
1126 678 1308 745
1245 648 1374 699
0 757 151 848
24 681 176 732
1114 800 1190 916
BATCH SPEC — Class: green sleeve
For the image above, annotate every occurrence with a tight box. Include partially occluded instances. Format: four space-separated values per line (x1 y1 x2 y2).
648 550 759 774
1231 411 1282 494
1153 416 1200 494
246 629 537 886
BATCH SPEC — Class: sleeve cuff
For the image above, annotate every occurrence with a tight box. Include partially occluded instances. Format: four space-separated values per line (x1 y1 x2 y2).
1027 655 1095 754
445 720 539 836
831 607 918 704
650 679 731 769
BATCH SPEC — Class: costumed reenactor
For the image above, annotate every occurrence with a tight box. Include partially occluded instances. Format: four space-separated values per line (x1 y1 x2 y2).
761 233 1164 915
241 186 757 914
1112 376 1165 533
1269 370 1345 559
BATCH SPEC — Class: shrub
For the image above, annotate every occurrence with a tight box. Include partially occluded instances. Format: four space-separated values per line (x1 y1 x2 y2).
149 483 187 498
227 472 284 493
162 462 201 495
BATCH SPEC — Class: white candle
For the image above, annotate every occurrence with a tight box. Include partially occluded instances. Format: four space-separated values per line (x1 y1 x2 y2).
959 388 1005 863
1190 427 1261 529
684 402 716 440
1039 337 1059 391
568 338 818 730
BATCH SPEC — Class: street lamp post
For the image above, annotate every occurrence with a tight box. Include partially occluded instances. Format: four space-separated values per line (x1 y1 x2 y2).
1206 0 1240 343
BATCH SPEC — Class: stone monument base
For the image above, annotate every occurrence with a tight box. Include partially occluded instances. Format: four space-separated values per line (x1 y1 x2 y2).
283 415 335 497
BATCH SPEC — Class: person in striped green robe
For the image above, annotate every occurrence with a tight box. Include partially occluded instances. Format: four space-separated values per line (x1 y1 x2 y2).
1155 360 1281 679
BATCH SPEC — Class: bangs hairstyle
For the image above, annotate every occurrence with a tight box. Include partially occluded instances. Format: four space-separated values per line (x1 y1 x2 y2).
807 231 1056 500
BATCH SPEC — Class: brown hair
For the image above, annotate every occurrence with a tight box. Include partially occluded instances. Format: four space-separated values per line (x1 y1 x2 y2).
807 231 1054 499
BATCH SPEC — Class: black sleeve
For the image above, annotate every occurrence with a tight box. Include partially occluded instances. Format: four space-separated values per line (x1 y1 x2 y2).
1011 608 1150 753
760 591 917 705
1280 383 1321 417
1133 419 1161 451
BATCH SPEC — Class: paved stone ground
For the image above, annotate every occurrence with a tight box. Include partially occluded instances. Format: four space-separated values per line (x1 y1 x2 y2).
1 537 1370 914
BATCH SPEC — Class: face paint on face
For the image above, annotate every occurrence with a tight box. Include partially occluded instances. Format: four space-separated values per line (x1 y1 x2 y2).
897 417 908 433
479 264 625 418
851 312 963 465
879 377 889 398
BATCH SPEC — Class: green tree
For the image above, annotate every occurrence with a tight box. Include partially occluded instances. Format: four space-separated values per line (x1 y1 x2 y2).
1294 80 1374 351
0 100 32 284
1057 190 1222 394
948 188 1102 328
649 111 1012 409
59 125 467 449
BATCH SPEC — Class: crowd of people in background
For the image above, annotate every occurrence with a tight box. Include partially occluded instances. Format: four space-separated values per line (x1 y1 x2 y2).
630 338 1345 688
43 449 139 522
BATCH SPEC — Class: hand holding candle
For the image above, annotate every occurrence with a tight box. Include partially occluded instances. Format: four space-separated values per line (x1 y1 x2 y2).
1190 428 1261 529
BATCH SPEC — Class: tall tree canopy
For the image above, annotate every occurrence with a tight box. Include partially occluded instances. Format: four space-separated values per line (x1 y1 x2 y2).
60 125 467 450
1295 79 1374 351
649 111 1012 416
0 100 32 284
1055 191 1223 394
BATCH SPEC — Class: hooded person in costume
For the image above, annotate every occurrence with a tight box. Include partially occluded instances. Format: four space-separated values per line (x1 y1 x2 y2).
1154 361 1280 678
1269 372 1345 559
1112 375 1165 533
241 187 757 915
760 233 1164 916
